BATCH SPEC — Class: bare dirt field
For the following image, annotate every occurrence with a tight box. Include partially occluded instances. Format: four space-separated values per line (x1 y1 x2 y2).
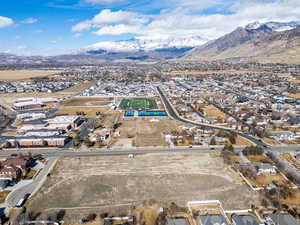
56 106 115 118
62 97 113 107
0 70 59 81
27 153 256 217
287 93 300 98
116 119 179 147
203 105 226 119
235 136 252 146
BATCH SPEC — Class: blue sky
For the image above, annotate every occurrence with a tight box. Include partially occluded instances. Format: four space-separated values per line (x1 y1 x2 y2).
1 0 300 55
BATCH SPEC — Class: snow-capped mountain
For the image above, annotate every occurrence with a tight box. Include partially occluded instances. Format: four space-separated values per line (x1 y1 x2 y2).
245 21 300 32
83 36 207 53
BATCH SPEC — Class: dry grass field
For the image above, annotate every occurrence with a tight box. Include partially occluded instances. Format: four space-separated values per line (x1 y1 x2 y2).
246 155 274 164
27 153 256 217
62 97 113 107
115 119 178 147
281 153 300 170
235 136 252 146
0 70 59 81
281 189 300 206
247 173 288 188
203 105 226 119
56 106 115 118
0 190 11 203
287 93 300 98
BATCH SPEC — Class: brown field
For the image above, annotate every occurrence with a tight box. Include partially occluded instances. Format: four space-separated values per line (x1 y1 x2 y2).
281 189 300 206
246 155 273 164
62 97 113 107
0 70 60 81
115 119 178 147
281 153 300 170
0 190 11 203
262 138 278 145
56 106 115 118
26 153 256 218
292 79 300 84
287 93 300 98
235 136 252 146
203 105 226 119
248 173 288 188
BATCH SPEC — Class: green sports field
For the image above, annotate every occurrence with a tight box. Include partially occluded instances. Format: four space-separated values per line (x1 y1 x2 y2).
119 98 157 110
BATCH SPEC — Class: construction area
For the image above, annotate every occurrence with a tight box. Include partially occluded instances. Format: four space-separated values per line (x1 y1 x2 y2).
26 153 257 220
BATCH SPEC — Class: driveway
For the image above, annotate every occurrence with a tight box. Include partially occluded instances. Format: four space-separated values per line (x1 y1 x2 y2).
6 157 58 208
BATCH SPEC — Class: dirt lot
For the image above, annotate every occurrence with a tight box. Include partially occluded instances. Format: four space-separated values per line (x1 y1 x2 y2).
235 136 252 146
246 155 274 164
62 97 113 107
287 93 300 98
56 106 115 118
203 105 226 119
247 173 289 188
27 153 256 217
0 70 59 81
115 119 179 147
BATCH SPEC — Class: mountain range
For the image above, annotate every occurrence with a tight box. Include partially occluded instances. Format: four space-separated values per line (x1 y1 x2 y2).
185 21 300 64
1 21 300 64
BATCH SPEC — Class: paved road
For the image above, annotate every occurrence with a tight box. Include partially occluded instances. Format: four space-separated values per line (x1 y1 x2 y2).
157 86 270 148
6 157 57 208
0 144 299 159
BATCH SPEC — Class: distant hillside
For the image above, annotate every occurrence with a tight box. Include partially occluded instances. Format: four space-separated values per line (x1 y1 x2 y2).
185 23 300 64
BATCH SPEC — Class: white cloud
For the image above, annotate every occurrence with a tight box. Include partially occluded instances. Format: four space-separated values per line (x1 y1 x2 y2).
0 16 14 28
93 24 142 35
73 0 300 43
22 17 38 24
72 20 92 32
73 33 82 38
72 9 148 32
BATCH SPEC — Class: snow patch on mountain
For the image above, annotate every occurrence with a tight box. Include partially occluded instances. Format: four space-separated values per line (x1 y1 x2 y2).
83 36 207 52
245 21 300 32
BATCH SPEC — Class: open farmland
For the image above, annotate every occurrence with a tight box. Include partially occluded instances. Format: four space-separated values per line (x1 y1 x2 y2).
0 70 59 81
27 153 256 215
119 98 157 110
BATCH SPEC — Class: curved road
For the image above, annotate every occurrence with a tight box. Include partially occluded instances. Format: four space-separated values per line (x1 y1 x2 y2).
157 87 270 148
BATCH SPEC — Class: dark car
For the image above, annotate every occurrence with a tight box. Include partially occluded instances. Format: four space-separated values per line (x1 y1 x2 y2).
24 193 31 200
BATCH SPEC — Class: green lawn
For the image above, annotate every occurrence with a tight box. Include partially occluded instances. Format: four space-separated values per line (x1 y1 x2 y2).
119 98 157 110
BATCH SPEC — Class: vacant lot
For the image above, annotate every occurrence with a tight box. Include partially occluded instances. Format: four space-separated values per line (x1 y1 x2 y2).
0 70 59 81
62 97 113 107
115 119 178 147
247 173 288 188
203 105 226 119
56 106 115 118
27 153 255 215
287 93 300 99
